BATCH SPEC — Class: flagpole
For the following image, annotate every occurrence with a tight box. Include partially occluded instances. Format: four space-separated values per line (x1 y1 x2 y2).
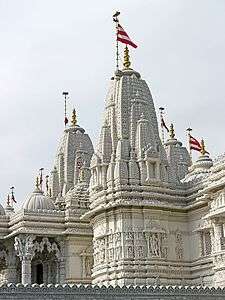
10 186 15 206
46 175 49 195
187 127 193 163
39 168 44 192
62 91 69 127
159 107 165 144
116 23 119 70
113 11 120 70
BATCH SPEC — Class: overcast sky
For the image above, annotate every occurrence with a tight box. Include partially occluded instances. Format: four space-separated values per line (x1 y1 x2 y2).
0 0 225 207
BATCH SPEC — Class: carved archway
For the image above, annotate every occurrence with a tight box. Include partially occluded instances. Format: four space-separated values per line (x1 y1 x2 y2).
31 237 62 284
14 235 65 284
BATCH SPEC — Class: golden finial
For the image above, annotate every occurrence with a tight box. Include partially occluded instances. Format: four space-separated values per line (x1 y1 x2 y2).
71 109 77 126
169 123 175 139
123 45 131 69
200 139 207 155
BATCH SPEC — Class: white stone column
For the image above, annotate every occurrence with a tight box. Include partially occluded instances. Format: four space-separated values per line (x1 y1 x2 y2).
59 258 65 283
4 243 17 283
21 257 32 284
14 235 35 285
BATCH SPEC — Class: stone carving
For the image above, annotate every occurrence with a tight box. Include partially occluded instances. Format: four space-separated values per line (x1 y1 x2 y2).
32 237 61 260
84 256 93 277
200 231 212 256
14 236 62 261
150 233 161 257
14 235 35 261
175 231 184 260
145 231 168 259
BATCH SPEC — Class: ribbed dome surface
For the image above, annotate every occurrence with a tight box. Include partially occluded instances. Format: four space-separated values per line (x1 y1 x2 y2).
23 188 55 211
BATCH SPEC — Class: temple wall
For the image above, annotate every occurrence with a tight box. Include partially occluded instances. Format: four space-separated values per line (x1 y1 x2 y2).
65 236 93 284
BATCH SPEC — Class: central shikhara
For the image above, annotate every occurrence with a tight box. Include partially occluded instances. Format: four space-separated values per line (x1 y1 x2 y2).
0 48 224 288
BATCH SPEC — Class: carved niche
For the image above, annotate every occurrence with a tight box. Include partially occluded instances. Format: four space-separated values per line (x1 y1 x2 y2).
145 221 168 259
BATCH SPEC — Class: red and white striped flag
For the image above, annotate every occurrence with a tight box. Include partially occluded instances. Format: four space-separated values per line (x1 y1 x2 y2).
117 24 137 48
189 135 201 152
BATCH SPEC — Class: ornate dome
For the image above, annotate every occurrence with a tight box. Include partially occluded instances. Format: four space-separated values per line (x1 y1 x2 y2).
23 187 55 211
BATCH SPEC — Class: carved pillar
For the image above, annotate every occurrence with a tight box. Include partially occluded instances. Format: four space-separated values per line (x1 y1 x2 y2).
43 262 48 284
5 248 17 283
59 258 65 283
58 240 65 283
14 235 35 285
21 258 32 284
213 222 222 253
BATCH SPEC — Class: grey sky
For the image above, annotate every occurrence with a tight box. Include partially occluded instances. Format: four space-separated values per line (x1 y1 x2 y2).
0 0 225 207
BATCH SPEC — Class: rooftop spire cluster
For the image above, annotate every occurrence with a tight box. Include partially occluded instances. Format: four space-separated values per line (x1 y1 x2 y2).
0 13 223 292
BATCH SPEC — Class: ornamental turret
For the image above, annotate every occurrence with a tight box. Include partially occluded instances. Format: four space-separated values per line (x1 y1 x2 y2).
50 109 94 205
164 123 191 181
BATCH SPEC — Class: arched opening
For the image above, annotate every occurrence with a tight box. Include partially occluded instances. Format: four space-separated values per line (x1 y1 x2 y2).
36 263 43 284
31 252 58 284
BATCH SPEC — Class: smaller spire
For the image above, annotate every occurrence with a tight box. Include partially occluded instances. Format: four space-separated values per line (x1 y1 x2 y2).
123 45 131 69
169 123 175 139
71 109 77 126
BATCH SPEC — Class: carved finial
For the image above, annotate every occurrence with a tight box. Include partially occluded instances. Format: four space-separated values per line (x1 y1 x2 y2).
200 139 208 155
35 177 39 189
123 45 131 69
7 194 10 206
71 109 77 126
169 123 175 139
46 175 49 193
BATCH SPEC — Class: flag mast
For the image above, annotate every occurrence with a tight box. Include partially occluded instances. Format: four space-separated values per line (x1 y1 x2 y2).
62 91 69 127
10 186 16 206
159 107 165 144
39 167 44 191
187 127 193 162
113 11 120 70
